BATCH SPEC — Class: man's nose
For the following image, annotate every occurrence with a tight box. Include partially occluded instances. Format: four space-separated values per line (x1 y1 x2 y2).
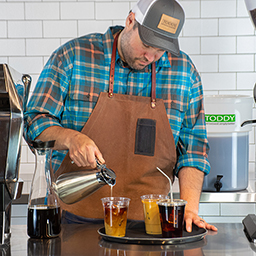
144 50 156 63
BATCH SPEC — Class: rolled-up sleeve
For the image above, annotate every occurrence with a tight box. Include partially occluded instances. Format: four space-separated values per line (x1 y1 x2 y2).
175 64 210 176
24 45 72 143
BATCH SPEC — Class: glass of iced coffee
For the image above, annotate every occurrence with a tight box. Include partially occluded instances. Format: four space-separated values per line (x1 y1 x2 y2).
141 194 168 235
157 199 187 238
101 197 130 237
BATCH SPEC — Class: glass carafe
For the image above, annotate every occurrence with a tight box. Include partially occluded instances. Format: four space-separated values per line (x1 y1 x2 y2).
27 140 61 239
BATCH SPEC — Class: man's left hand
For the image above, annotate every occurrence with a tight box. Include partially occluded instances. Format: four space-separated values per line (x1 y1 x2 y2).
184 209 218 232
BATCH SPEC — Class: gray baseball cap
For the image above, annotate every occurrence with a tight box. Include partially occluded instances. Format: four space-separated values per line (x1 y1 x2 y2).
132 0 185 56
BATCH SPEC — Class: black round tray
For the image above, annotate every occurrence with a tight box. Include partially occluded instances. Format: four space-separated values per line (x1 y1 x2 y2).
98 223 207 245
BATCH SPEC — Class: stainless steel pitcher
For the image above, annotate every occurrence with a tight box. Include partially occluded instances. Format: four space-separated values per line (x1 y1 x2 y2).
53 161 116 205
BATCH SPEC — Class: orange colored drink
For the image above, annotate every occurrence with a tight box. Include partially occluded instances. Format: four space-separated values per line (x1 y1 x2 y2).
101 197 130 237
141 194 168 235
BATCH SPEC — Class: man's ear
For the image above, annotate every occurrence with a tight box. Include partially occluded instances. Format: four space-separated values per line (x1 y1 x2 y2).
125 12 136 30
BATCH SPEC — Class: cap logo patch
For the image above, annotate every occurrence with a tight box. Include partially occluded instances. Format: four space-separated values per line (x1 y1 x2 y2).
157 14 180 34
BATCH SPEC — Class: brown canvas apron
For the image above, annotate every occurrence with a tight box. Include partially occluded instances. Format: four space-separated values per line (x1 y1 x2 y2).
55 32 177 220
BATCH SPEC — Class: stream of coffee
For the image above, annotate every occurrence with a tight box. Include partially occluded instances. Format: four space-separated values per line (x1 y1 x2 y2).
110 184 113 197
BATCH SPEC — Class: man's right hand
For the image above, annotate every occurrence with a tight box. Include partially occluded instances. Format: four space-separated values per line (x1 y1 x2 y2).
67 132 104 168
35 126 105 169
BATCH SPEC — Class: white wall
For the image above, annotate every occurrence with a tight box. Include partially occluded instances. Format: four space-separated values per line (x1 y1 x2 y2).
1 0 256 223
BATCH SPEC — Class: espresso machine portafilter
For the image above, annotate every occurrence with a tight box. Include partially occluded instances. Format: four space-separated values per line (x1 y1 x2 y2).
0 64 31 245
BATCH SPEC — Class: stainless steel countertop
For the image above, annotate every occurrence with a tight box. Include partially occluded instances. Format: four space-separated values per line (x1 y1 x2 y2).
2 222 256 256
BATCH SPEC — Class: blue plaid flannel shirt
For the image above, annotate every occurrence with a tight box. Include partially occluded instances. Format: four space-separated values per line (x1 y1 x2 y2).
24 26 210 176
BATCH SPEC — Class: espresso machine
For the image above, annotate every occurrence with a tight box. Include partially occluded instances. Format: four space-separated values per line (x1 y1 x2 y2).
0 64 31 245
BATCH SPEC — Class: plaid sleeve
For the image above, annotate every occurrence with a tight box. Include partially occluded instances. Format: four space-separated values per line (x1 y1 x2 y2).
24 43 74 143
175 59 210 176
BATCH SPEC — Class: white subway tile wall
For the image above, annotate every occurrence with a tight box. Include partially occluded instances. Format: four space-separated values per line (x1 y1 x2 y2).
1 0 256 223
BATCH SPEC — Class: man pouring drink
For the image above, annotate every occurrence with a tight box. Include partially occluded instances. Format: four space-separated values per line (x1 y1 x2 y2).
24 0 217 233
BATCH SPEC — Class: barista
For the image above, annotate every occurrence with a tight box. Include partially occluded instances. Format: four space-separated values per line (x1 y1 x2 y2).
24 0 217 232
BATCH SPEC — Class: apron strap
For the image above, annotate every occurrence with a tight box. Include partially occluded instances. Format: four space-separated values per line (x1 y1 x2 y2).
108 31 157 109
151 62 156 109
108 32 119 98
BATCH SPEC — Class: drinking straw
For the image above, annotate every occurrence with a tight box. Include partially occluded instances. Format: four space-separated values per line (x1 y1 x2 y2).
156 167 173 202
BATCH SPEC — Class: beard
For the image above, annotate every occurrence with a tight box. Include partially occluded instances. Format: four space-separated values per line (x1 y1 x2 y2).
119 30 151 70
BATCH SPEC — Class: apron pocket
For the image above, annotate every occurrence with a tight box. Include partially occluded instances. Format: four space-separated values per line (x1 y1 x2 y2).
134 118 156 156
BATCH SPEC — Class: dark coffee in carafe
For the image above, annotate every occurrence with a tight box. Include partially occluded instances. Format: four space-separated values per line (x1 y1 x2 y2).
27 205 61 239
27 140 61 239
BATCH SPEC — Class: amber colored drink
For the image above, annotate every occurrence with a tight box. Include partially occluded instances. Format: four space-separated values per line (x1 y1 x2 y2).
141 194 168 235
101 197 130 237
158 199 187 238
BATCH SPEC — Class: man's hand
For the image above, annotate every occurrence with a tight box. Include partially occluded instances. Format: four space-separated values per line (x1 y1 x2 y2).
36 126 104 168
184 208 218 232
178 167 218 232
67 132 104 168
